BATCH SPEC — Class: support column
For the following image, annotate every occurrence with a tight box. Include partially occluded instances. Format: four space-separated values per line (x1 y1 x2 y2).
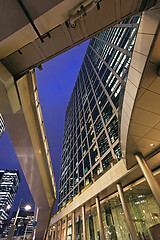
95 197 105 240
64 216 68 240
117 183 138 240
55 223 58 240
59 219 62 240
72 211 76 240
51 226 54 240
82 205 87 240
135 153 160 207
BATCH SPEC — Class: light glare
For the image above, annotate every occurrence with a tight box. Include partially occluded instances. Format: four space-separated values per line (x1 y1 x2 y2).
24 205 32 211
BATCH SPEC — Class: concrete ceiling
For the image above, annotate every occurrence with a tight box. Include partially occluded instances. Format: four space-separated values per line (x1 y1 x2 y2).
0 0 63 41
0 0 153 78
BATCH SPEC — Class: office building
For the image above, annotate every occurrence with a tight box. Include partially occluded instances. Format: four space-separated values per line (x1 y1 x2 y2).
0 170 20 233
58 14 141 210
0 115 5 137
1 210 34 238
48 5 160 240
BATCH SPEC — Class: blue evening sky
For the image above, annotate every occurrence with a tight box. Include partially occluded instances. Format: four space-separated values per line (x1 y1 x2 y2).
0 40 89 213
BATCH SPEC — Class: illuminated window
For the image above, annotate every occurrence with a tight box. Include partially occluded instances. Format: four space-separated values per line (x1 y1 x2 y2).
98 131 109 156
107 116 118 144
85 173 92 186
90 144 99 166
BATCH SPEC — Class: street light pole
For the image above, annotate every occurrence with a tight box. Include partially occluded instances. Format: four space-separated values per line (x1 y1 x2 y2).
7 199 32 240
7 199 22 240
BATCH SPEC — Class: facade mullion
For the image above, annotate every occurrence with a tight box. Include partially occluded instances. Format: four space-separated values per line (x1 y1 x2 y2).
85 52 118 117
83 60 116 161
81 67 103 174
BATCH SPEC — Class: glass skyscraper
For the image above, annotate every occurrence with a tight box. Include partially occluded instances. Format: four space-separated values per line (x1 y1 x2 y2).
58 14 141 210
0 170 20 232
0 115 5 137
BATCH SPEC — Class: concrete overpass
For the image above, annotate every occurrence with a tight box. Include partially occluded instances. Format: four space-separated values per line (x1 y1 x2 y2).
0 65 56 239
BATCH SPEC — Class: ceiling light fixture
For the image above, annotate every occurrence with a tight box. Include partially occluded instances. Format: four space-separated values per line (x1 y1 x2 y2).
150 143 155 146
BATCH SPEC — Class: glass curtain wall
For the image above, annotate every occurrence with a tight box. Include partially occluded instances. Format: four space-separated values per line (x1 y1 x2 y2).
58 14 141 210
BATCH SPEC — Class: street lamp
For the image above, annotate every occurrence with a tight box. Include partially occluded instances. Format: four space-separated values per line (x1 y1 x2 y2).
7 199 32 240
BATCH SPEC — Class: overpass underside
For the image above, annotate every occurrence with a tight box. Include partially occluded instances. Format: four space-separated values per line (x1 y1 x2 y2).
0 0 155 79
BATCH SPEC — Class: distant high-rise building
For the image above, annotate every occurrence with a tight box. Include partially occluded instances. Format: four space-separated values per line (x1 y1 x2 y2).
1 210 34 238
0 170 20 232
0 115 5 137
58 15 141 210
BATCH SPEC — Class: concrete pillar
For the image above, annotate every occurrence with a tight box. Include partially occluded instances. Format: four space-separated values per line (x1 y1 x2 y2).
95 197 105 240
59 219 62 240
51 226 54 240
117 183 138 240
64 216 68 240
72 211 76 240
82 205 87 240
135 153 160 207
55 223 58 240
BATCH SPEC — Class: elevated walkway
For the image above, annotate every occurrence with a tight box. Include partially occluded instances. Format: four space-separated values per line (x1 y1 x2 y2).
0 64 56 239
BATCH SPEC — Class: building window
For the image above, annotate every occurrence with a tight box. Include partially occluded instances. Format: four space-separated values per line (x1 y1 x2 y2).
79 180 84 191
78 148 82 162
84 154 90 173
90 144 99 166
102 103 114 124
90 97 96 111
70 174 73 191
85 109 90 122
74 156 78 168
102 152 112 170
93 79 99 91
114 143 121 160
98 92 108 110
85 173 92 186
74 169 78 185
107 116 118 144
98 131 109 156
111 85 121 108
78 136 81 148
95 85 103 100
92 106 99 122
79 162 84 180
82 139 88 156
70 191 73 200
94 117 103 137
67 181 69 194
102 69 111 86
93 164 101 176
70 161 73 173
88 129 95 147
77 127 80 137
86 117 92 132
74 186 78 195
